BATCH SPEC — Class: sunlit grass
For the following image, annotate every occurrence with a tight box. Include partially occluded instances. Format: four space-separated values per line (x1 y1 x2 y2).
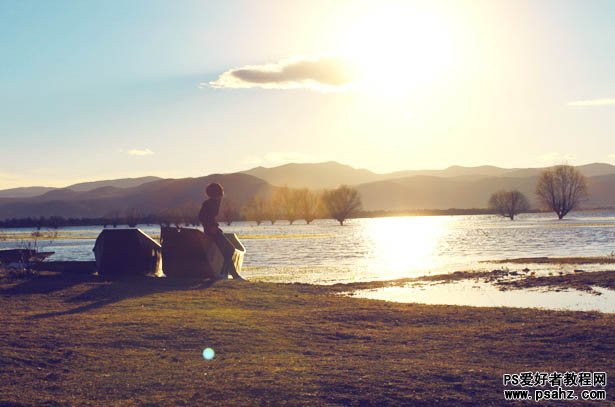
1 272 613 405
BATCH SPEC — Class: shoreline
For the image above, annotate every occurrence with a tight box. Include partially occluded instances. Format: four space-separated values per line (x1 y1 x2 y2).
2 207 615 229
7 255 615 296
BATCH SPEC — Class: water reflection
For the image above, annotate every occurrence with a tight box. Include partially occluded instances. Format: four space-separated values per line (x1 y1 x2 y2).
350 282 615 313
2 212 615 285
360 216 450 280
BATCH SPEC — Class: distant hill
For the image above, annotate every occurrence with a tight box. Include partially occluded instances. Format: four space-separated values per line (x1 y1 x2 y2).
356 176 538 211
242 162 382 189
66 176 162 192
0 176 162 199
357 173 615 211
3 162 615 218
242 162 615 189
0 173 270 219
0 187 56 199
502 163 615 179
241 162 615 211
386 165 515 180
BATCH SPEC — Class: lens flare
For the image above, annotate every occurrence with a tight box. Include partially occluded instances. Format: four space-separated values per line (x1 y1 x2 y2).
202 348 215 360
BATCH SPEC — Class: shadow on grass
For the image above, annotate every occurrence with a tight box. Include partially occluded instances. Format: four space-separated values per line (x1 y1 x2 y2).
0 272 98 296
1 271 217 319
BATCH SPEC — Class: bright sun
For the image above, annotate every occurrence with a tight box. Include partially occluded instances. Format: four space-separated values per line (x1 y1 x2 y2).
335 3 455 94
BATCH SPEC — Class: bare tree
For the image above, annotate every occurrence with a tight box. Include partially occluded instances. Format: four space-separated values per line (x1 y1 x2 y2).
322 185 362 226
295 188 321 224
242 196 266 225
176 202 200 226
124 207 142 227
536 165 588 219
265 194 281 225
220 199 240 226
106 210 121 228
276 186 299 225
488 190 530 220
158 207 183 228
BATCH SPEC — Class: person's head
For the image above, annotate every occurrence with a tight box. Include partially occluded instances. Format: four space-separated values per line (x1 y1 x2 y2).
206 182 224 199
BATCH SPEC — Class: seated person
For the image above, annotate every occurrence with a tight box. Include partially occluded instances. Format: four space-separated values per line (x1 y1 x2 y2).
199 182 244 280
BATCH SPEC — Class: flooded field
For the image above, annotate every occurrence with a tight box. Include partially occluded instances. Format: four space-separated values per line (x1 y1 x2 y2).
350 281 615 313
2 211 615 311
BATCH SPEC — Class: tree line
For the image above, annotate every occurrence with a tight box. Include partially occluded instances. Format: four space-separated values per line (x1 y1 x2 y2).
0 185 363 228
0 165 592 228
489 165 589 220
241 186 361 226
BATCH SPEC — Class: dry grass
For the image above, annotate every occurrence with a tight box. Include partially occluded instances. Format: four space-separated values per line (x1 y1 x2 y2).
0 269 613 406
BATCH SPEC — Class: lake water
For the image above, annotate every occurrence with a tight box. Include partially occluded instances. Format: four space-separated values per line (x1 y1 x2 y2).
2 212 615 312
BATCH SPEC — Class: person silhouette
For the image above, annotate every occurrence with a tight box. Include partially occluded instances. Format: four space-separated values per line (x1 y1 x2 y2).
199 182 244 280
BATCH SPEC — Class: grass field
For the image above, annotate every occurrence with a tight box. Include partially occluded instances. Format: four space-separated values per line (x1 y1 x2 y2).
1 269 613 406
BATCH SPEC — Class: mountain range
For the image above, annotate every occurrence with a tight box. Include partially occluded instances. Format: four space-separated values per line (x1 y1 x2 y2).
0 176 162 198
1 162 615 219
0 174 269 219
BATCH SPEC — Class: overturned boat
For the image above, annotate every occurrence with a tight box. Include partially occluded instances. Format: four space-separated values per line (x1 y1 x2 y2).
93 228 162 278
160 227 245 279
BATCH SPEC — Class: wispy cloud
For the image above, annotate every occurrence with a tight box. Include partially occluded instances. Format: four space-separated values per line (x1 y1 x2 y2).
207 57 357 91
123 148 154 156
567 98 615 107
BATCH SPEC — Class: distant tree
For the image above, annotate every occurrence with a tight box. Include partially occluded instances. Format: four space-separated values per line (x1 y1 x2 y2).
158 208 183 228
536 165 588 220
177 201 200 226
48 216 64 229
124 208 141 227
242 196 267 226
322 185 362 226
106 210 121 228
295 188 321 224
265 194 281 225
220 199 240 226
276 186 300 225
488 190 530 220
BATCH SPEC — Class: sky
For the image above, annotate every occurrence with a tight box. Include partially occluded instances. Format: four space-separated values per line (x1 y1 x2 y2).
0 0 614 188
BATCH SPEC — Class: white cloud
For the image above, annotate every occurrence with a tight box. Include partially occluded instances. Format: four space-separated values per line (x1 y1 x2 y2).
567 98 615 107
207 57 357 91
124 148 154 156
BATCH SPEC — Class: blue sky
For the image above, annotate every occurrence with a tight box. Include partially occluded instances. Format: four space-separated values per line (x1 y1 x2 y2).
1 0 614 188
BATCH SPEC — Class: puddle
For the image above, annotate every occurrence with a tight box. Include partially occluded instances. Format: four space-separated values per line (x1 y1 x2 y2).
349 281 615 313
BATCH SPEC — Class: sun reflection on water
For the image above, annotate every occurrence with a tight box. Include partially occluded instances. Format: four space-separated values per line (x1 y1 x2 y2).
360 216 451 280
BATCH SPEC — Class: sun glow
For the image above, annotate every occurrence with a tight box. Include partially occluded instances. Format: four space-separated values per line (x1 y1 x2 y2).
361 216 450 280
334 3 456 95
